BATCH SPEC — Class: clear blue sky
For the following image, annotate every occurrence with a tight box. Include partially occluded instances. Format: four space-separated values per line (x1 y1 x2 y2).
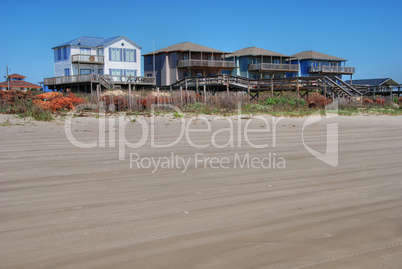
1 0 401 84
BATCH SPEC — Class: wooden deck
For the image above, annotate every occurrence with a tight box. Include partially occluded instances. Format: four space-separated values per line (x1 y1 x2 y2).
44 74 156 92
309 66 355 75
248 63 299 72
162 75 362 100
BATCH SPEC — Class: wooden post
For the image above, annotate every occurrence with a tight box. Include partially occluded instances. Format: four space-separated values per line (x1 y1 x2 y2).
185 78 189 104
324 79 327 98
128 84 132 110
97 84 100 112
247 80 250 102
296 76 300 97
203 84 206 105
157 87 160 106
195 77 199 102
271 78 274 97
170 86 172 105
180 86 183 106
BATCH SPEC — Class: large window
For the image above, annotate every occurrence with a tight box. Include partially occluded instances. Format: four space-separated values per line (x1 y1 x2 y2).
124 49 136 62
64 68 70 76
63 47 67 59
109 48 122 61
57 49 61 60
80 69 91 75
109 69 122 76
80 48 90 55
125 69 137 76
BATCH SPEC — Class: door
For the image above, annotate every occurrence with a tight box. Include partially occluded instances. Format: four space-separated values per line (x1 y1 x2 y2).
64 68 70 76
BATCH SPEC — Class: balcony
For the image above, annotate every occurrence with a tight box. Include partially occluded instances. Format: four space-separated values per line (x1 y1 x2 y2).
177 59 236 69
43 74 156 86
249 63 299 72
309 66 355 74
71 54 104 64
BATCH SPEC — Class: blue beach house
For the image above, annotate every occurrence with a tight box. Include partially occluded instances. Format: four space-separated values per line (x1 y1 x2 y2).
228 47 298 79
290 50 355 80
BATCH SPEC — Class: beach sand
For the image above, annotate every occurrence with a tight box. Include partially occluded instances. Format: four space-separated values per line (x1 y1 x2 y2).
0 113 401 268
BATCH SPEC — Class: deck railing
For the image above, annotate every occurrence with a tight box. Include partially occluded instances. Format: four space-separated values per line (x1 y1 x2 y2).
44 74 156 86
177 59 236 68
71 54 104 64
249 63 299 72
309 66 355 74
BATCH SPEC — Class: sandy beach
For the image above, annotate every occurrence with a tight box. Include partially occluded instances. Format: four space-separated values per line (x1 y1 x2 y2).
1 113 401 268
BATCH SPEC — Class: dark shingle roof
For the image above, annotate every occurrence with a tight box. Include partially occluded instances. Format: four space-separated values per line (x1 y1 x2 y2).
345 78 400 86
230 47 288 57
143 42 226 56
291 50 347 61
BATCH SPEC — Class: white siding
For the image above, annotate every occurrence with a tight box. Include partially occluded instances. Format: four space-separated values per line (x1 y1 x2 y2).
104 37 141 76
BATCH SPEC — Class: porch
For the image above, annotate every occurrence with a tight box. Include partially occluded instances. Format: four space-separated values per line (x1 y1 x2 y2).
44 74 156 92
249 63 299 72
309 66 355 74
178 59 236 69
71 54 104 64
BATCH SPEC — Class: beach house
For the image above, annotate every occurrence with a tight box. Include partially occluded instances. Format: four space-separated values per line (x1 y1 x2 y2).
0 73 41 91
291 50 355 79
143 42 236 86
52 36 141 77
44 36 155 92
227 47 298 79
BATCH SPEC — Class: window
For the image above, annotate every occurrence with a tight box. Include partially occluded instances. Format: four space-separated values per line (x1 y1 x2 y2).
63 47 67 59
197 73 202 77
124 49 136 62
252 58 260 64
64 68 70 76
273 58 280 64
109 69 122 76
183 55 189 60
80 69 91 75
57 49 61 60
98 69 103 75
146 56 152 64
98 48 104 56
125 69 137 76
109 48 122 61
80 48 90 55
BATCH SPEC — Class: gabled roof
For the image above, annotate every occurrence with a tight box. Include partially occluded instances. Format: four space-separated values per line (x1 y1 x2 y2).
231 47 288 57
52 36 141 49
143 42 226 56
291 50 347 61
8 73 26 79
345 78 400 86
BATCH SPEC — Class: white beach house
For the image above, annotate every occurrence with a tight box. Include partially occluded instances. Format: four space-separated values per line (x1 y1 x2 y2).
45 36 155 92
52 36 142 77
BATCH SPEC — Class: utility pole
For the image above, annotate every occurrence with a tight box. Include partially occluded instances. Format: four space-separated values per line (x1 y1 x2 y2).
153 38 155 78
6 65 10 90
